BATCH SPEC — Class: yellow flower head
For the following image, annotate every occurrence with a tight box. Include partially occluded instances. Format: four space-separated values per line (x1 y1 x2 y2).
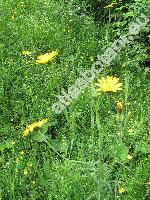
90 56 94 62
36 50 58 64
23 169 28 175
128 128 134 134
95 76 123 93
12 141 15 145
28 163 33 167
16 157 20 163
127 154 133 160
104 3 117 8
23 118 48 137
117 100 123 113
15 169 19 173
11 12 16 20
19 151 25 155
22 50 32 56
119 187 125 193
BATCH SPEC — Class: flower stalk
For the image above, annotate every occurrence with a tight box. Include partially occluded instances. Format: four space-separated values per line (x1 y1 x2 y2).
117 100 123 137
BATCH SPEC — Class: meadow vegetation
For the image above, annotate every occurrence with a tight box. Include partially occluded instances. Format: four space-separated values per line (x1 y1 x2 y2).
0 0 149 199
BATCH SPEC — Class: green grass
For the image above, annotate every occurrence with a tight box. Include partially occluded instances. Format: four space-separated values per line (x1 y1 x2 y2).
0 0 150 199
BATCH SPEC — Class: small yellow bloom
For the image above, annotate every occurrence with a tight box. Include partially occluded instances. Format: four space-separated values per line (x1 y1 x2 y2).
119 187 125 193
104 3 117 8
90 56 94 62
22 50 32 56
116 131 123 137
145 181 150 185
95 76 123 93
19 151 25 155
128 128 134 134
15 169 19 173
11 13 15 20
18 2 25 8
127 154 133 160
23 118 48 137
16 157 20 163
117 100 123 113
23 169 28 175
36 50 58 64
29 163 32 167
66 28 70 33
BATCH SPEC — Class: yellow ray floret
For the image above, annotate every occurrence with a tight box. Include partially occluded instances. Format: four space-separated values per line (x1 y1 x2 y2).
36 50 58 64
119 187 125 193
95 76 123 93
22 50 32 56
104 3 117 8
23 118 48 137
127 154 133 160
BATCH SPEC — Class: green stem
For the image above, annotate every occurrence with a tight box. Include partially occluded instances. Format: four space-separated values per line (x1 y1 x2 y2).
117 111 123 140
96 100 103 160
107 92 112 112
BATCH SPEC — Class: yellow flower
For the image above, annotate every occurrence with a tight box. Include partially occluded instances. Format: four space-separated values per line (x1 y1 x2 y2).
23 169 28 175
15 169 19 173
116 131 123 137
145 181 150 185
95 76 123 93
119 187 125 193
104 3 117 8
28 163 33 167
22 50 32 56
128 128 134 134
11 12 16 20
12 141 15 145
16 157 20 163
127 154 133 160
23 118 48 137
18 2 25 8
117 100 123 113
19 151 25 155
36 50 58 64
90 56 94 62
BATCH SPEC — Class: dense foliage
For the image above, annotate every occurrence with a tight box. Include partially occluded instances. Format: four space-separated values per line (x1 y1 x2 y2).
0 0 149 199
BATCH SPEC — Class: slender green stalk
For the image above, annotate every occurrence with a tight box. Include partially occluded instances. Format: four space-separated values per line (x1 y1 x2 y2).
95 99 103 158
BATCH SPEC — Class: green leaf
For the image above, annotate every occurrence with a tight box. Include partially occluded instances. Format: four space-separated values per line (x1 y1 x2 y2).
0 143 5 151
60 139 69 153
0 140 14 151
31 131 48 142
50 140 62 152
51 138 69 153
40 124 49 135
110 142 128 162
116 143 128 162
64 55 75 62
